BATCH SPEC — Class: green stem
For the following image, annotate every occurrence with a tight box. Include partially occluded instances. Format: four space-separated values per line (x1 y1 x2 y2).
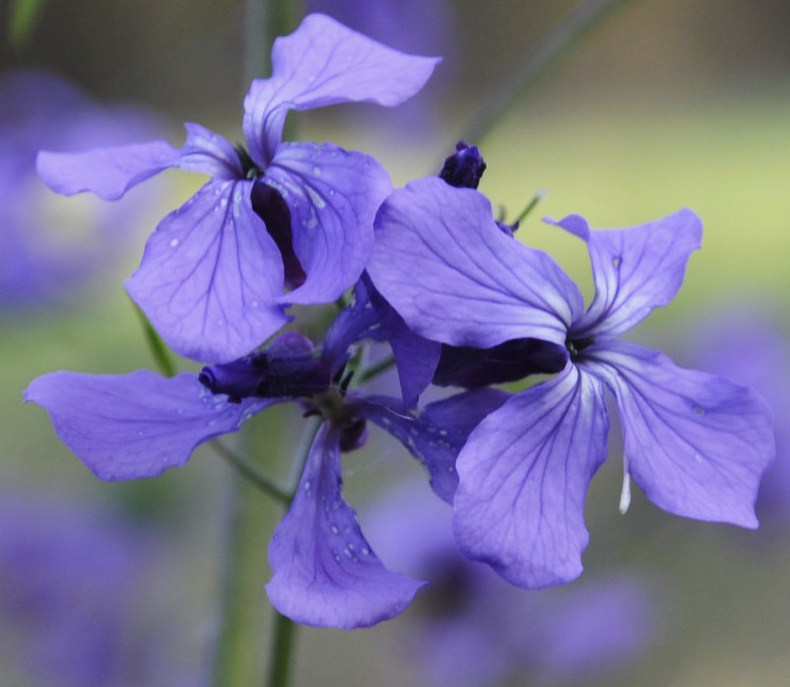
461 0 637 145
131 301 176 378
210 440 291 504
265 610 299 687
209 473 270 687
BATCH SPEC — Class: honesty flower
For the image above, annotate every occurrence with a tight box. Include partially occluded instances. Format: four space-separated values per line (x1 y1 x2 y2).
36 14 438 362
368 178 775 588
25 327 504 628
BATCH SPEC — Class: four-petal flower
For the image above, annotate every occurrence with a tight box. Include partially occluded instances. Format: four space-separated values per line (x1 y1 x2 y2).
368 178 775 587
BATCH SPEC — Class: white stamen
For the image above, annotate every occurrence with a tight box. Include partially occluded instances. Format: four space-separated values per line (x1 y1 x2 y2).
619 470 632 515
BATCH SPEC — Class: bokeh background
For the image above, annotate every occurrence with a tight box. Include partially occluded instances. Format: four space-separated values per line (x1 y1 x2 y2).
2 1 790 685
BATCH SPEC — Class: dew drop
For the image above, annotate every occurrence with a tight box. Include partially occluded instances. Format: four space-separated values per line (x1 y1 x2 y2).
331 525 339 535
312 166 321 176
694 406 705 416
613 256 622 268
304 480 311 492
170 238 179 248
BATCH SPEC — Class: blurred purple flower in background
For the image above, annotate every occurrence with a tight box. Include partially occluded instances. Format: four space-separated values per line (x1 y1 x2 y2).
0 487 186 687
0 71 162 308
365 482 661 687
679 305 790 522
307 0 453 139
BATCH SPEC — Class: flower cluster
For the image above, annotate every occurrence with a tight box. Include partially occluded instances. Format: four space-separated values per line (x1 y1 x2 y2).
25 13 775 630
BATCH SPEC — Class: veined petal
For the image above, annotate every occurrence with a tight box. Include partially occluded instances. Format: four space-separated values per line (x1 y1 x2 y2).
175 123 243 179
266 424 424 629
126 179 290 363
266 142 391 305
584 340 774 527
23 371 273 480
243 13 439 165
359 388 510 502
454 364 609 588
36 140 179 200
367 177 582 349
549 210 702 338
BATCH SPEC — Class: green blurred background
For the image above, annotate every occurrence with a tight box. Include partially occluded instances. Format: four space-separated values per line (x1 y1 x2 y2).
2 1 790 685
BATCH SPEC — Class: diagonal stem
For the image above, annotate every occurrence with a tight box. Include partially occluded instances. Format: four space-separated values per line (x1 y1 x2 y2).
461 0 637 146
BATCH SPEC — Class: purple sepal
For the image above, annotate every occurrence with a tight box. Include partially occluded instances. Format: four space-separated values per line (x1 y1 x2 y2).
23 370 273 480
454 364 608 588
126 178 290 363
36 140 179 200
198 332 330 402
549 210 702 339
243 13 440 166
360 388 510 502
265 142 391 306
433 338 567 388
368 177 582 349
266 424 424 628
585 340 774 528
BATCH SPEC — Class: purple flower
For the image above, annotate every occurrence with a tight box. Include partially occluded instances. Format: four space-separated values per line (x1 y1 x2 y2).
0 488 174 687
365 481 660 687
367 178 775 588
36 14 439 362
24 327 505 629
0 70 161 307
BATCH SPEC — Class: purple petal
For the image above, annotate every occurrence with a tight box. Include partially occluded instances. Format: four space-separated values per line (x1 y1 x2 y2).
37 140 179 200
321 278 382 372
176 123 243 179
365 274 441 407
264 143 391 306
584 340 774 527
549 210 702 338
23 371 273 480
243 13 439 165
453 364 609 588
126 179 290 363
266 424 424 628
360 388 510 503
367 177 582 348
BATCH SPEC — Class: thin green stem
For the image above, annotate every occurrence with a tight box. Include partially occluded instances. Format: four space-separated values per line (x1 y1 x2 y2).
209 473 270 687
512 190 547 226
9 0 46 48
131 301 176 378
356 355 397 385
461 0 637 145
210 440 290 504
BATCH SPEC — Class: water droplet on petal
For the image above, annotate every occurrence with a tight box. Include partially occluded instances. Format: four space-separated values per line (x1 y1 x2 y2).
170 238 179 247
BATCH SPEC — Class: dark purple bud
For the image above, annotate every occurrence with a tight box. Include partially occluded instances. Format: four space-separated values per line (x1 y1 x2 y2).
199 332 331 402
250 181 307 290
338 415 368 453
438 141 487 190
433 338 567 388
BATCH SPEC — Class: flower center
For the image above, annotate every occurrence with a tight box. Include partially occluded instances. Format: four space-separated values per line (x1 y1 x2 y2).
565 336 596 360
